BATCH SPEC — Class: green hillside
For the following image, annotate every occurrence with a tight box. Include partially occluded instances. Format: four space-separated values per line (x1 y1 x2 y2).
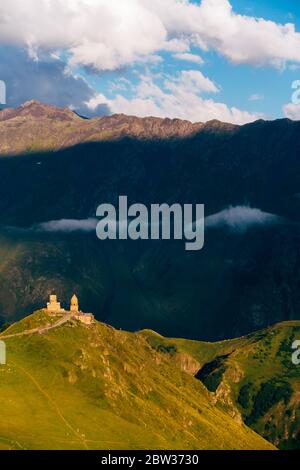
0 311 274 450
142 322 300 449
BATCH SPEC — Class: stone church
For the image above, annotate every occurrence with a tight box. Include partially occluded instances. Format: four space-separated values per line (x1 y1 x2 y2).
46 294 94 325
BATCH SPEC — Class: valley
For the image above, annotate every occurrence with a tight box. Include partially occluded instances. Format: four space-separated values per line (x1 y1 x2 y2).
143 321 300 449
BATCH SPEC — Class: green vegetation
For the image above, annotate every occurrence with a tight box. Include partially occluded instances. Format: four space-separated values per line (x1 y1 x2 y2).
158 321 300 450
238 383 253 409
2 310 57 335
201 366 226 393
246 380 293 426
143 333 178 356
0 312 274 451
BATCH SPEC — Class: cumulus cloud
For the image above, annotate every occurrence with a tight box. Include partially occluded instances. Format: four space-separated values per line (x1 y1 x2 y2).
205 206 281 233
149 0 300 68
283 103 300 121
36 218 98 233
1 0 296 123
173 53 204 65
165 70 218 94
0 0 300 71
0 46 109 116
87 71 262 124
0 0 166 72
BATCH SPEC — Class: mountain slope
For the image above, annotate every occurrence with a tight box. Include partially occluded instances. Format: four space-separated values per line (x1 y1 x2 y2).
0 101 209 155
0 312 274 450
0 103 300 339
142 321 300 449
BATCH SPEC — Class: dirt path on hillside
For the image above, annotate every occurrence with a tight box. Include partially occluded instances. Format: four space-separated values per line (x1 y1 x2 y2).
0 314 72 340
12 361 89 450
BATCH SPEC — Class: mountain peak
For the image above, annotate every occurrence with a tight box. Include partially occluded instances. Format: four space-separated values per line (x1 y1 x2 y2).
0 100 284 156
21 99 44 108
0 100 80 125
203 119 238 132
0 101 213 155
19 100 79 121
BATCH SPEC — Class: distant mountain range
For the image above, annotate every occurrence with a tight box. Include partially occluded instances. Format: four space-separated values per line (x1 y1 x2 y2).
4 310 296 450
0 100 233 155
0 102 300 342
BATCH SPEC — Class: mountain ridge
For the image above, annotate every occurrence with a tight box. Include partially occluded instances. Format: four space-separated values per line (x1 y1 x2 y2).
0 101 296 157
0 100 247 155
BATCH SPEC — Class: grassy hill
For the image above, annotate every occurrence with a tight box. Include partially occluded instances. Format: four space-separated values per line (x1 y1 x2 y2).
142 321 300 449
0 311 274 450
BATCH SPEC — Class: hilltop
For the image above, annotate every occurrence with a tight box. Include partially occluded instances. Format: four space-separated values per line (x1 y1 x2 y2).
0 311 275 450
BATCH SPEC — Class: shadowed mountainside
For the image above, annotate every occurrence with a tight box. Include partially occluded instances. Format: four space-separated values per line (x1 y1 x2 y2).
0 103 300 341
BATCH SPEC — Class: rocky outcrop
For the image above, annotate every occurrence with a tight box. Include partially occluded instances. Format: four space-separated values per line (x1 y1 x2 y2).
173 351 201 376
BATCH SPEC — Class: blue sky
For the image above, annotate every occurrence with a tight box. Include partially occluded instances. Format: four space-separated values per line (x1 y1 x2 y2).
1 0 300 124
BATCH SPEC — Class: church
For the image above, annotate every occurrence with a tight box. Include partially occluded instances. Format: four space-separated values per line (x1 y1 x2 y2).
46 294 94 325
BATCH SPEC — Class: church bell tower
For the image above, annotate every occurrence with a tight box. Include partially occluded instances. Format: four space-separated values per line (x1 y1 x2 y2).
70 294 79 313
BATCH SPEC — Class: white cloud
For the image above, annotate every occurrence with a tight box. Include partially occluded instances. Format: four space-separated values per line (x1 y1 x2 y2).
248 94 264 102
173 53 204 65
37 218 98 233
87 71 262 124
149 0 300 68
205 206 281 233
36 217 136 234
0 0 167 71
165 70 218 94
283 103 300 120
0 0 300 71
